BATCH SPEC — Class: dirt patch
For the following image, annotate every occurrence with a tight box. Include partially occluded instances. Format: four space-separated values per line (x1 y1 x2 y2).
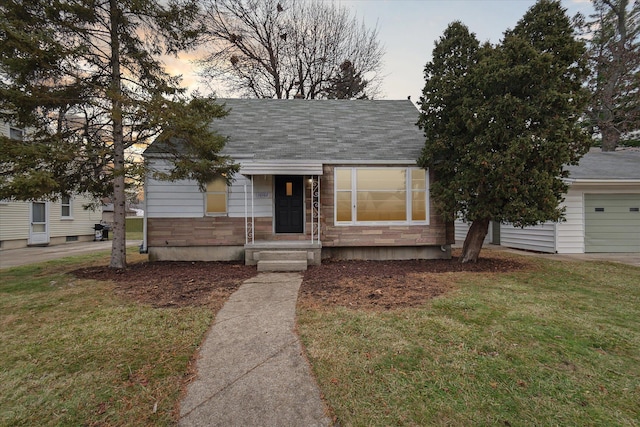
72 261 257 310
300 254 528 310
72 251 529 311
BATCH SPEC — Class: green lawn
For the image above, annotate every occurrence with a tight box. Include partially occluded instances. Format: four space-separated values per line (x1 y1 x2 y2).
298 256 640 426
2 249 639 426
0 249 213 426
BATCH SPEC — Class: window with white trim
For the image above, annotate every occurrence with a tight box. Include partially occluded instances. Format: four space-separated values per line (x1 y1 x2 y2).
61 195 72 218
205 177 228 215
335 167 429 225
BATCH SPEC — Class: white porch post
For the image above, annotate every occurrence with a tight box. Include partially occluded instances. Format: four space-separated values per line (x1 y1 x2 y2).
251 175 255 244
244 183 248 245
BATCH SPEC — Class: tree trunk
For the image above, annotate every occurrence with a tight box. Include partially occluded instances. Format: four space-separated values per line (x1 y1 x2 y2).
601 124 620 152
459 217 490 263
109 0 126 269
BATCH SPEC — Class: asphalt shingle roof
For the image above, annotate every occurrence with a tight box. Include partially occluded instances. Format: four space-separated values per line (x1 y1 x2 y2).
146 98 425 162
566 149 640 181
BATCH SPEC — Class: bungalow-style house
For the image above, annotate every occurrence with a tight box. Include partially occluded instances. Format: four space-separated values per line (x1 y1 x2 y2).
0 121 102 249
142 99 454 270
467 149 640 254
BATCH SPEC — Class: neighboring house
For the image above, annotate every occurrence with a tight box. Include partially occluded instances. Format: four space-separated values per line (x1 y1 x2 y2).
494 149 640 253
143 99 454 269
0 121 102 250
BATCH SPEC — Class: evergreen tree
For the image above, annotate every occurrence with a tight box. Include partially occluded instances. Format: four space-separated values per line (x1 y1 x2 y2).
0 0 238 268
578 0 640 151
325 60 369 99
418 0 591 263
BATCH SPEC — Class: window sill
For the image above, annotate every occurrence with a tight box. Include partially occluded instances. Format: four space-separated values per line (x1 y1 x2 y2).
335 221 429 226
61 217 74 221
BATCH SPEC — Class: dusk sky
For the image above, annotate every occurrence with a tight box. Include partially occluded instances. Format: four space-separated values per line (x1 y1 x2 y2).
165 0 596 101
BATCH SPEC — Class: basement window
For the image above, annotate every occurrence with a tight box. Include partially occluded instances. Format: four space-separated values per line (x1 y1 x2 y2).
66 236 78 242
631 208 639 213
594 208 605 212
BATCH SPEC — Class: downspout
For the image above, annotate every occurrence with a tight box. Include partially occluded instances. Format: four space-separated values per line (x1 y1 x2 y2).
140 169 148 254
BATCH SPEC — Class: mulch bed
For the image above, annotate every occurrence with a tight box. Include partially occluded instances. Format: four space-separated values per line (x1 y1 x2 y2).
72 252 529 311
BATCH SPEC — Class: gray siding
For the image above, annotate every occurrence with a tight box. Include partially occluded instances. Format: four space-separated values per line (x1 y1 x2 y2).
500 223 557 253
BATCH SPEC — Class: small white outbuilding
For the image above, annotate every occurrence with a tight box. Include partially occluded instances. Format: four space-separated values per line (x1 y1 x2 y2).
498 149 640 254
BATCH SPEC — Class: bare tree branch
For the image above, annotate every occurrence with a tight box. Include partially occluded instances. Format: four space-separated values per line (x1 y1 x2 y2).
198 0 384 99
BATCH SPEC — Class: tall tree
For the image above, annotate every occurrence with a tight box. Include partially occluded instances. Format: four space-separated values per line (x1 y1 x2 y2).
324 60 369 99
198 0 383 99
578 0 640 151
418 0 591 263
0 0 238 268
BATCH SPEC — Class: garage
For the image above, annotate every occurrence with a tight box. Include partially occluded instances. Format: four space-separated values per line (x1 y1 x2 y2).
585 193 640 253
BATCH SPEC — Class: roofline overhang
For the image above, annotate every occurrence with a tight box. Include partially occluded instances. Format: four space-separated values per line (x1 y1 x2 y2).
565 178 640 185
239 161 323 175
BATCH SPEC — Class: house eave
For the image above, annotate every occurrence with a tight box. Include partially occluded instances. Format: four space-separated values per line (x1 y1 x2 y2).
239 161 324 175
565 178 640 185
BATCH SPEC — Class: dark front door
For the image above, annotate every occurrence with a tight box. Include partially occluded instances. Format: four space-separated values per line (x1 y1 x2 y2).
275 175 304 233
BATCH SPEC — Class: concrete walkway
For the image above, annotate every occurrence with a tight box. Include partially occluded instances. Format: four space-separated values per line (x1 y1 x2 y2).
179 273 331 427
0 240 142 269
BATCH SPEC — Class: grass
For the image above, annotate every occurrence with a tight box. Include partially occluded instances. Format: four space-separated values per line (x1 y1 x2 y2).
0 247 213 426
298 256 640 426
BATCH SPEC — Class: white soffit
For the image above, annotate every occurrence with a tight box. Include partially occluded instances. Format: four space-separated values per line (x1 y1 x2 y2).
239 162 324 175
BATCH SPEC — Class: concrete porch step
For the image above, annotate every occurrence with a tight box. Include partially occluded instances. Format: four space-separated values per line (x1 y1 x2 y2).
256 251 308 271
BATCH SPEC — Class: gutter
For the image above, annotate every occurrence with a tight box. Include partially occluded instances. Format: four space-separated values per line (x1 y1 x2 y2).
140 174 148 254
564 178 640 185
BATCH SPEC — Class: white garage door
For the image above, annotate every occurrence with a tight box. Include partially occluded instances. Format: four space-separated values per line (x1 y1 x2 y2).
584 194 640 253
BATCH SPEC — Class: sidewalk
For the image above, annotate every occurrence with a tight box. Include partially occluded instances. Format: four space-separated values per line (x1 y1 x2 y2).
179 273 331 427
0 240 142 269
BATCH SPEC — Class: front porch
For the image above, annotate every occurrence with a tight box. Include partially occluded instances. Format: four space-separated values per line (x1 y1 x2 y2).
244 240 322 271
239 171 322 271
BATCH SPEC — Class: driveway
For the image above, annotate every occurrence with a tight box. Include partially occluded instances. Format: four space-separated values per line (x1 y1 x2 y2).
0 240 142 269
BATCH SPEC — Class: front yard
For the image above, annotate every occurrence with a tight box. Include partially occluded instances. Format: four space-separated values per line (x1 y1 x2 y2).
298 253 640 426
1 248 638 425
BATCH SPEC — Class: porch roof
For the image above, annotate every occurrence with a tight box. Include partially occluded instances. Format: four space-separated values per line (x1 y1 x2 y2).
239 161 323 176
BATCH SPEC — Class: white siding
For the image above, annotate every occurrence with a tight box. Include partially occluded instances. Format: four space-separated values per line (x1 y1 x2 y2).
556 188 585 254
556 184 640 254
0 197 100 243
228 175 273 218
497 184 640 254
48 194 102 238
0 201 30 241
0 120 9 137
454 219 492 245
146 159 275 219
500 222 557 253
146 160 205 218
